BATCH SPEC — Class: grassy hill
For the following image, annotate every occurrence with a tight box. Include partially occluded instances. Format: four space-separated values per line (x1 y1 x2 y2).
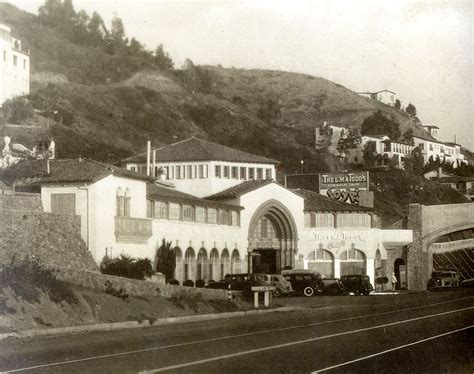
0 2 469 223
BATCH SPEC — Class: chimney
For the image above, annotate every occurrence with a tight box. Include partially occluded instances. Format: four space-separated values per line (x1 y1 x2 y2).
146 140 151 176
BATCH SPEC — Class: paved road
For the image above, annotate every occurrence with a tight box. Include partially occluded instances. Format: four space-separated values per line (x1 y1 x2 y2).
0 290 473 373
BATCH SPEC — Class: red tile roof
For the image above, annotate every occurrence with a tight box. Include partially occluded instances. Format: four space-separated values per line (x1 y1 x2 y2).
147 183 243 210
13 159 155 185
206 180 274 200
121 137 279 165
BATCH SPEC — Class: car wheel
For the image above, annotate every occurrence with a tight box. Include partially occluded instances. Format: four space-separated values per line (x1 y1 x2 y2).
273 289 282 297
363 291 370 296
303 287 314 297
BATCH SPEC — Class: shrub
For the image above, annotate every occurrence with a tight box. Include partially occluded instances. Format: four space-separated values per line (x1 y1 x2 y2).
169 279 180 285
3 98 34 123
183 280 194 287
100 254 154 280
155 239 176 283
195 279 205 288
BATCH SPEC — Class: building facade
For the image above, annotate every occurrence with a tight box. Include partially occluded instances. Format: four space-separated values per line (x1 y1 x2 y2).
0 23 29 106
18 138 413 288
357 90 396 106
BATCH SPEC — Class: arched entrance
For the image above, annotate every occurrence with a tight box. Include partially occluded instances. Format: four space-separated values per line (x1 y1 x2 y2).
394 258 406 289
308 248 334 277
248 200 298 274
340 248 366 276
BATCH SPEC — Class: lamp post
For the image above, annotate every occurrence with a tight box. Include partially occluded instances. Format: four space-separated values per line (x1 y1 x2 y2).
300 160 304 174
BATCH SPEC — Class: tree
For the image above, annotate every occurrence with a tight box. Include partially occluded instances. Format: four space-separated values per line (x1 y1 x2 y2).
362 141 377 167
154 44 174 70
100 254 154 280
405 103 417 116
88 11 107 44
394 99 401 110
155 239 176 283
401 128 414 145
403 146 424 175
257 98 281 123
361 110 401 140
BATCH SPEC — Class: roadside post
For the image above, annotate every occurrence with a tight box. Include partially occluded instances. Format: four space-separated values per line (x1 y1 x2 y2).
251 286 275 308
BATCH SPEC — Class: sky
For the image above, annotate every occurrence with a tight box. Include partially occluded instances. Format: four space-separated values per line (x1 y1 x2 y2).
7 0 474 149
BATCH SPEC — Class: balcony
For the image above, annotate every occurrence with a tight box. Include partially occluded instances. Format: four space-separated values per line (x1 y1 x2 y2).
115 216 152 244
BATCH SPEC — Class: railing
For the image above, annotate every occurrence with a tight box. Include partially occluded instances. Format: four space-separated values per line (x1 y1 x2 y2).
115 216 152 244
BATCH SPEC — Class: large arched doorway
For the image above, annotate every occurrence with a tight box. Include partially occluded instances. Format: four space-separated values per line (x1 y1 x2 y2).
197 248 208 281
184 247 195 281
394 258 406 290
209 248 219 281
248 200 298 274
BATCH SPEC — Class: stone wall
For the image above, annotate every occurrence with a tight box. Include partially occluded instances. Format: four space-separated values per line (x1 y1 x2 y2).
0 194 43 211
0 207 98 272
54 268 241 301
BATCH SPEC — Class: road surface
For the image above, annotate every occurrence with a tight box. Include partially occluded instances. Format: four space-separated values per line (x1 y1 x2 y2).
0 289 473 373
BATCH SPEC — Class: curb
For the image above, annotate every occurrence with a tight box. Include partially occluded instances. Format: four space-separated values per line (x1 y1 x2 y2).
0 306 300 341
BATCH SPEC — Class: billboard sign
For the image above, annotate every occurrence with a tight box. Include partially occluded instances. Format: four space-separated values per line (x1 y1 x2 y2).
319 171 369 205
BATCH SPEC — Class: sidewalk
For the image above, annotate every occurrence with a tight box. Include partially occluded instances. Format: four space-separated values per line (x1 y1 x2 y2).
0 306 300 341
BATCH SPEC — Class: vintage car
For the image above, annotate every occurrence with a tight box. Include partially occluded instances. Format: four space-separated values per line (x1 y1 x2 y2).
321 277 346 295
427 271 461 291
281 269 324 297
340 274 374 295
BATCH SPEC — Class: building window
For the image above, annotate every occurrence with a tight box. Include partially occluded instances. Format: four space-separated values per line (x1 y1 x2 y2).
223 166 230 178
164 166 174 179
207 208 217 224
23 59 26 69
196 207 206 223
215 165 221 178
198 165 208 179
219 210 231 225
147 200 154 218
187 165 194 179
51 193 76 215
231 166 238 179
154 201 168 219
169 203 181 220
248 168 255 180
182 205 194 222
265 168 272 180
231 211 239 226
13 55 17 66
240 167 247 180
256 168 263 180
124 188 131 217
116 188 124 216
130 166 136 172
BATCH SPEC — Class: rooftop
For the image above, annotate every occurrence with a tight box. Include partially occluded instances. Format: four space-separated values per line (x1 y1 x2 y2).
292 188 373 212
121 137 279 165
147 183 243 211
206 180 274 200
12 159 155 185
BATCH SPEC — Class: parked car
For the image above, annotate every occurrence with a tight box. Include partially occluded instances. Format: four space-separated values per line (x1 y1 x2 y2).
281 269 324 297
427 271 461 291
270 274 293 296
340 275 373 295
321 277 345 295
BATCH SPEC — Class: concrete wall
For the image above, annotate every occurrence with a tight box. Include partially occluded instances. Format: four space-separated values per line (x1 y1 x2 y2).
408 203 474 290
54 268 241 301
0 207 98 272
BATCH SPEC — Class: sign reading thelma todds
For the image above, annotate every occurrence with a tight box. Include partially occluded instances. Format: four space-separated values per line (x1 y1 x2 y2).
319 171 369 204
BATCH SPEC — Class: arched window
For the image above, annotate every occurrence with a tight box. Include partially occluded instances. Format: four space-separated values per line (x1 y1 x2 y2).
308 249 334 278
197 248 208 281
174 247 183 282
375 249 382 268
184 247 195 281
116 187 124 216
340 248 366 275
209 248 219 281
124 188 131 217
231 249 241 274
221 248 230 280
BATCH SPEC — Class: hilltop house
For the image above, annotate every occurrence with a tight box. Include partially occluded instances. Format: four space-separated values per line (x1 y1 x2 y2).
0 22 29 106
357 90 397 107
13 137 412 287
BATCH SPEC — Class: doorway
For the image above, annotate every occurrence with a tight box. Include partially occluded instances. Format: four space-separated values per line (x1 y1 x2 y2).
252 249 277 274
394 258 406 290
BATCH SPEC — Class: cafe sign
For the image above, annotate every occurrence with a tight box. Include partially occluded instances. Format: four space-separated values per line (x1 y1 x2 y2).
319 171 369 204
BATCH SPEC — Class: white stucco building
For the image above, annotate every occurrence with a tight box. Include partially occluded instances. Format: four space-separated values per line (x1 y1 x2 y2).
0 23 29 106
17 138 413 287
357 90 397 106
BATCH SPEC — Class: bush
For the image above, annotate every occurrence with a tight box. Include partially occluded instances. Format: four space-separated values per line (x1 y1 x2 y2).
375 277 389 285
169 279 180 285
195 279 205 288
183 280 194 287
3 98 34 123
100 254 154 280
